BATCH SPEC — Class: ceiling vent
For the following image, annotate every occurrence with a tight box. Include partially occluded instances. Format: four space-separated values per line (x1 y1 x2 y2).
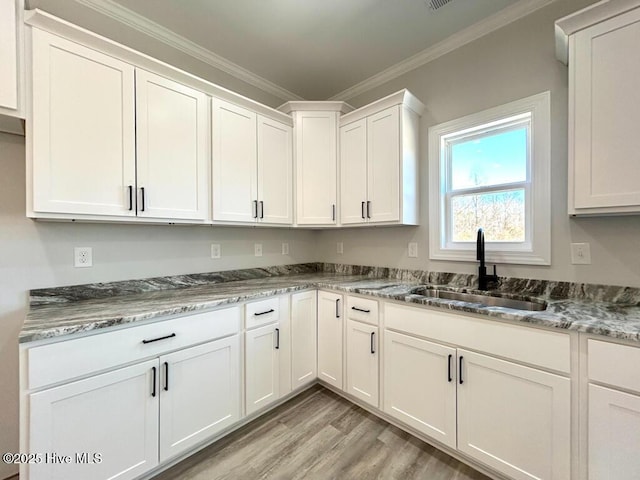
427 0 454 11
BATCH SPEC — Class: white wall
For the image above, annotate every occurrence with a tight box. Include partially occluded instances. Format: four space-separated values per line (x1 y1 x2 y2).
0 132 317 479
318 0 640 289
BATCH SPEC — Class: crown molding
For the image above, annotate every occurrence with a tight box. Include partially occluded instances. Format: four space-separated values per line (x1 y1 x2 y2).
327 0 557 101
72 0 304 101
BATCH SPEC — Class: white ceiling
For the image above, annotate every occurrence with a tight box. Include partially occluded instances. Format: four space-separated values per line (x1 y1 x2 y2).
28 0 526 100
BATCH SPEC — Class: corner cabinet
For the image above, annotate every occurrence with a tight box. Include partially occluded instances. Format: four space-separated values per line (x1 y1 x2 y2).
29 28 210 222
339 90 423 225
212 99 293 225
556 3 640 215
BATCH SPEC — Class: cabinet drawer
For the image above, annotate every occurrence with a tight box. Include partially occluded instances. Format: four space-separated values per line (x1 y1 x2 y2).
27 306 240 390
245 297 280 329
588 339 640 393
346 296 379 325
385 302 570 373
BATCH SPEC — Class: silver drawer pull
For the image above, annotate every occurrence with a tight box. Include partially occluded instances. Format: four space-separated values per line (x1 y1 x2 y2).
142 333 176 344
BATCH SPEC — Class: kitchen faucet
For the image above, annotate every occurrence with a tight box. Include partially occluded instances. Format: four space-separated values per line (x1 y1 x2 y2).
476 228 498 290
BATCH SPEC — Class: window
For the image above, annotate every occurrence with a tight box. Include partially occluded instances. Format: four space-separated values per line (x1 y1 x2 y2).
428 92 550 265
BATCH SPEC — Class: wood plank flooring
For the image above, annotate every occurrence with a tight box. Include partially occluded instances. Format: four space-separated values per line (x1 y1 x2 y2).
153 385 491 480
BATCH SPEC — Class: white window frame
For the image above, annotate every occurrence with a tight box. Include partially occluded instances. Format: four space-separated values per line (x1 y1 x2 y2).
428 91 551 265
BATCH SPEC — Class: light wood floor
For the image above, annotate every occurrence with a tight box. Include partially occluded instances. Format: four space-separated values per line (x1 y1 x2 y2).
153 385 491 480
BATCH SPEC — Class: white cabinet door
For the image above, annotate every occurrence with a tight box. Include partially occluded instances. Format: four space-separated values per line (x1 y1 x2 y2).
457 349 570 480
257 116 293 224
383 331 457 449
589 384 640 480
367 106 400 223
339 119 368 225
212 99 257 222
0 0 19 113
245 323 280 415
135 70 209 221
31 29 136 217
571 8 640 212
29 360 159 480
159 336 240 462
291 291 317 389
295 111 337 225
346 319 379 408
317 291 343 389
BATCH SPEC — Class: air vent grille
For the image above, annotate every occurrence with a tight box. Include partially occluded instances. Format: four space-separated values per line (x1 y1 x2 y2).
427 0 453 11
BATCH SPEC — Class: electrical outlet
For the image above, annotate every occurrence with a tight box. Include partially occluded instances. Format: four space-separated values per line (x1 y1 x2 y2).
408 242 418 258
282 243 289 255
211 244 221 259
254 243 263 257
337 242 344 254
74 247 93 268
571 242 591 264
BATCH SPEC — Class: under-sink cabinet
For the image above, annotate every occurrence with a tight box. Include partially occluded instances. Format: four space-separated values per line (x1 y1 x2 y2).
22 306 241 480
383 302 571 480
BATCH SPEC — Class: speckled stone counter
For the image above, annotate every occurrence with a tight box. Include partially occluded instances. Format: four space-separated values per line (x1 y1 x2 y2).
21 263 640 344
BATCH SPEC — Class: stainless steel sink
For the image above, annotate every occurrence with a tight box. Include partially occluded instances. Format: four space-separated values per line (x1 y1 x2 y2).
410 286 547 312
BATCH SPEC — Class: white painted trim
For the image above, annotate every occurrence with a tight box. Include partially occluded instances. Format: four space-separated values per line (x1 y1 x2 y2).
277 101 354 115
328 0 557 101
555 0 640 64
71 0 304 101
428 91 551 266
340 89 425 126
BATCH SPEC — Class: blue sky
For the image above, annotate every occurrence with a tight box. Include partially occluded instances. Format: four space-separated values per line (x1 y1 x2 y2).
450 127 527 190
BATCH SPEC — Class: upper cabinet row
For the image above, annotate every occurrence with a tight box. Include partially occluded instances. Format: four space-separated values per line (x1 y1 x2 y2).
26 12 424 227
556 1 640 215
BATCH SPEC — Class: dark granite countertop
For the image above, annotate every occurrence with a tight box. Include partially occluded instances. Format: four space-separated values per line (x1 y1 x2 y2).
21 263 640 344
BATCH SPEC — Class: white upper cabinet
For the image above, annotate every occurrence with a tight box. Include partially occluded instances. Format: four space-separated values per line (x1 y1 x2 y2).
0 0 24 134
339 119 368 224
29 29 210 222
212 99 258 223
212 99 293 225
556 3 640 215
257 116 293 224
135 70 209 221
30 29 137 218
339 90 423 225
294 111 339 225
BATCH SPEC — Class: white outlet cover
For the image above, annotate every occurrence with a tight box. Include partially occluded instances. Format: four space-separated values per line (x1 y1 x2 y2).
282 243 289 255
211 244 221 259
254 243 263 257
408 242 418 258
337 242 344 254
570 242 591 265
74 247 93 268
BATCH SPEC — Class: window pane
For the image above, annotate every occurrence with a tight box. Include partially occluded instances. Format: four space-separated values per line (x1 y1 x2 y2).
450 127 527 190
451 189 525 242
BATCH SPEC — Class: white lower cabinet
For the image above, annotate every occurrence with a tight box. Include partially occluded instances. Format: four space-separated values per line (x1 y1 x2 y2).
291 291 317 389
317 291 344 389
29 359 159 480
588 384 640 479
383 330 457 448
159 336 240 461
245 323 281 415
346 319 379 408
587 339 640 479
457 349 571 480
